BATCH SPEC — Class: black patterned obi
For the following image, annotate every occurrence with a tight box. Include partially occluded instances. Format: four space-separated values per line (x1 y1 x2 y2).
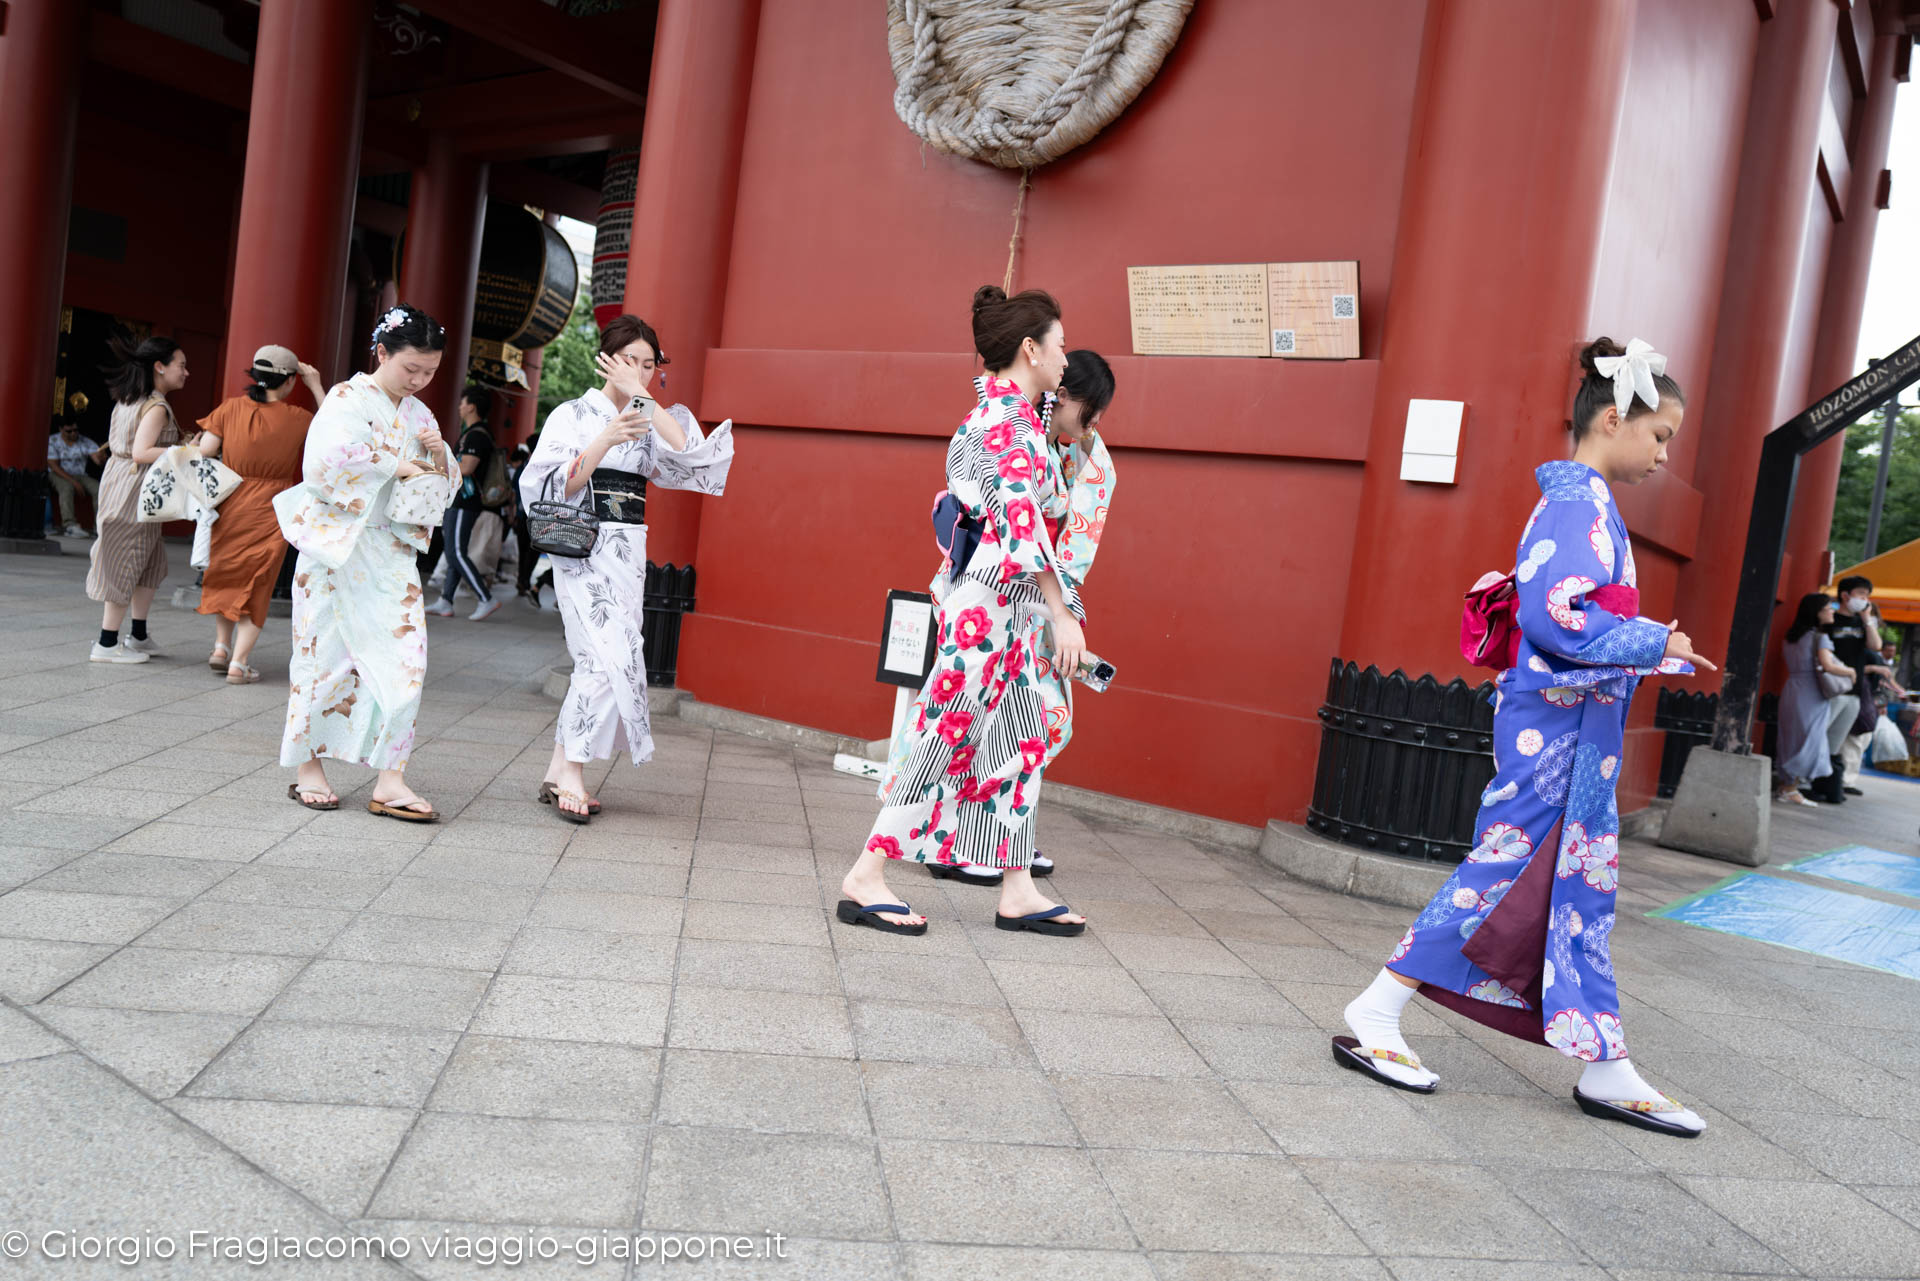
587 469 647 524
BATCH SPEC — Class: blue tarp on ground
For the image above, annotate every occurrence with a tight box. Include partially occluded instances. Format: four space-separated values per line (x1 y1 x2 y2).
1787 845 1920 899
1651 868 1920 979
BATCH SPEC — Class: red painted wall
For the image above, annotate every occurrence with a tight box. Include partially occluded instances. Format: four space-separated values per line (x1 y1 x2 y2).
679 0 1428 825
1586 0 1759 810
60 69 243 430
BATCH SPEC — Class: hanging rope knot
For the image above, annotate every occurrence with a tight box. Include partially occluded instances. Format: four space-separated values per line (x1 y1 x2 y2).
888 0 1193 170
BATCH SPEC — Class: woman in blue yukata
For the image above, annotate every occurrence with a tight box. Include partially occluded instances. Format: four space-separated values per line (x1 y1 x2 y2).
1335 337 1718 1139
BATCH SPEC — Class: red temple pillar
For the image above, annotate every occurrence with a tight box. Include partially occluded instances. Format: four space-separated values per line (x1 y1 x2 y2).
508 343 545 446
1783 27 1904 584
223 0 371 400
620 0 762 565
0 0 87 469
1673 0 1834 696
1338 1 1634 676
399 134 489 434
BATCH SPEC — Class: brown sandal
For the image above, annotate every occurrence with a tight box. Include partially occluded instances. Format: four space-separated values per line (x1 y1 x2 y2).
367 795 439 822
537 781 601 814
209 646 232 674
287 783 339 811
552 788 592 825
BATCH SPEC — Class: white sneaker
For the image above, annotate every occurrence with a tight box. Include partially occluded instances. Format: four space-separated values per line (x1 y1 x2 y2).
468 597 503 622
90 641 150 664
63 524 87 537
425 600 455 617
123 635 160 655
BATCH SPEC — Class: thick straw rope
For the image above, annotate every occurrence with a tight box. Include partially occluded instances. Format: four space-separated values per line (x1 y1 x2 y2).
888 0 1195 171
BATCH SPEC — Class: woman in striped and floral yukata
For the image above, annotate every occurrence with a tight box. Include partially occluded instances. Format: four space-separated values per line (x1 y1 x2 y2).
836 286 1089 939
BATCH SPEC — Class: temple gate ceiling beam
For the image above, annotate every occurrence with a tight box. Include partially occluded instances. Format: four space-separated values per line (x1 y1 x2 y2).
402 0 652 109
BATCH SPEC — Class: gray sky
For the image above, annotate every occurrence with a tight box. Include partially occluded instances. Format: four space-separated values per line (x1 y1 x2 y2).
1857 88 1920 394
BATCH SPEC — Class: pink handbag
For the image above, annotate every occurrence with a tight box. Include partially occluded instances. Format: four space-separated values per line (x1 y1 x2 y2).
1462 572 1642 671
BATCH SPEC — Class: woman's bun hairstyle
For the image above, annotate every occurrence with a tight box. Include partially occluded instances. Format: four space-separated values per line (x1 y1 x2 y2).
971 285 1060 372
371 303 446 356
1570 335 1684 441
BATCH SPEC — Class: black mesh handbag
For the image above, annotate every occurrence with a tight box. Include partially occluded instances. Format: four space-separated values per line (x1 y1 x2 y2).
527 470 598 559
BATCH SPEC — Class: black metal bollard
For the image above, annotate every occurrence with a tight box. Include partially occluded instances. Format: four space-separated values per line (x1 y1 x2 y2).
641 561 697 688
1306 658 1497 864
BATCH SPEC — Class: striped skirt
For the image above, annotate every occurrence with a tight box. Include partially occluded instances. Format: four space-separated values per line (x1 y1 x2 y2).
86 456 168 604
867 581 1069 870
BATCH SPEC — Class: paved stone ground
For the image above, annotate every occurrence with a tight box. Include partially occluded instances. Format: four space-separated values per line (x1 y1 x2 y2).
5 542 1920 1280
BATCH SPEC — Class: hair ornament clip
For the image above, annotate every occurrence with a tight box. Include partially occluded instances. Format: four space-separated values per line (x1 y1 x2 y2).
370 306 412 348
1592 338 1667 416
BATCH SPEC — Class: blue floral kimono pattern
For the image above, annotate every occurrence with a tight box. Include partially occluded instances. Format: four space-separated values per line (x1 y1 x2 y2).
1388 461 1689 1061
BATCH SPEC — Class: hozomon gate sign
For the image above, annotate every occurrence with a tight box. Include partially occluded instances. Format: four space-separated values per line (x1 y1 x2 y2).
1664 332 1920 866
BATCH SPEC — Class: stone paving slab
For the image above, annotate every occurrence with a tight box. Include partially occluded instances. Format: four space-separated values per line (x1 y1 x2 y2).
4 544 1920 1278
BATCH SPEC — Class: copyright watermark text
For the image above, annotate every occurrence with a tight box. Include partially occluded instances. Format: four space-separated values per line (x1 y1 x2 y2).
1 1229 791 1268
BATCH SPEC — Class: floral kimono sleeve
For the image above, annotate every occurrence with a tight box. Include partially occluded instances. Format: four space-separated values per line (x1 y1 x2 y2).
274 388 401 568
636 404 734 496
307 395 400 518
1515 500 1668 668
518 402 590 510
965 407 1083 618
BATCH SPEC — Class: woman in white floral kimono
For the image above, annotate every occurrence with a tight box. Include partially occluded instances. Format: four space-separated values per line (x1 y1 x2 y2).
837 286 1089 938
919 348 1118 887
517 314 734 823
274 305 457 819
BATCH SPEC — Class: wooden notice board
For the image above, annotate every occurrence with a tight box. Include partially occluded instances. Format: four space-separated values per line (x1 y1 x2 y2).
1126 261 1361 359
1267 260 1360 359
1126 264 1271 357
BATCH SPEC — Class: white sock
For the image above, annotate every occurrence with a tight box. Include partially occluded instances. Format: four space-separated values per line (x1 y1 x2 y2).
1343 968 1438 1088
1579 1057 1704 1132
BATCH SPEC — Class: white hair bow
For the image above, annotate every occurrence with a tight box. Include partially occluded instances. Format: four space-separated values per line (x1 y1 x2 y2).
1592 338 1667 416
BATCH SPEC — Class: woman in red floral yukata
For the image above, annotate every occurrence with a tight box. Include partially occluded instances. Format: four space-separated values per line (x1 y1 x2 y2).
835 286 1089 939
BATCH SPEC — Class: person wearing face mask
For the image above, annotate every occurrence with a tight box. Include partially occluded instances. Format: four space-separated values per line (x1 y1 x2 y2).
1774 594 1854 807
273 304 458 819
919 348 1117 888
1336 338 1717 1139
1825 577 1881 797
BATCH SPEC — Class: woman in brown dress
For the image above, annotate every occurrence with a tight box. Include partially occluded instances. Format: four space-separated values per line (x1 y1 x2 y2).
86 335 188 665
196 346 325 683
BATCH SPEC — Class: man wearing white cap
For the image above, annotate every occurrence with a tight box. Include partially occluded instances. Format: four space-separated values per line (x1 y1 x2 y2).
194 345 326 681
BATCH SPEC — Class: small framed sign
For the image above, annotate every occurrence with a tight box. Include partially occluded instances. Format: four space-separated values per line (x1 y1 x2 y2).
876 590 937 688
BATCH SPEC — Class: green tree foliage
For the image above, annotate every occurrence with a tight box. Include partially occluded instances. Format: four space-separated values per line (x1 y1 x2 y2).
536 289 599 425
1829 407 1920 568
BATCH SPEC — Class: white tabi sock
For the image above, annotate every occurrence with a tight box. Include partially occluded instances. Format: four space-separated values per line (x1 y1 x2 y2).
1344 968 1439 1088
1578 1057 1704 1132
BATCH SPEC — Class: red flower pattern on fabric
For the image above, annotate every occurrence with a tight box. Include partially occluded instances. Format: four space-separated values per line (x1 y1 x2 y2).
936 708 974 745
953 607 992 649
946 745 977 775
1006 499 1038 542
929 669 966 705
865 835 903 860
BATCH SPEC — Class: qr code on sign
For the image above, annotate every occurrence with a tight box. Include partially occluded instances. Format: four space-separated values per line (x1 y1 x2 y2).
1332 294 1357 319
1272 329 1296 355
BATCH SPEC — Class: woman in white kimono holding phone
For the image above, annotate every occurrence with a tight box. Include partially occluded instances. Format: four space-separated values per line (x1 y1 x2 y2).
518 314 734 823
274 304 457 820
